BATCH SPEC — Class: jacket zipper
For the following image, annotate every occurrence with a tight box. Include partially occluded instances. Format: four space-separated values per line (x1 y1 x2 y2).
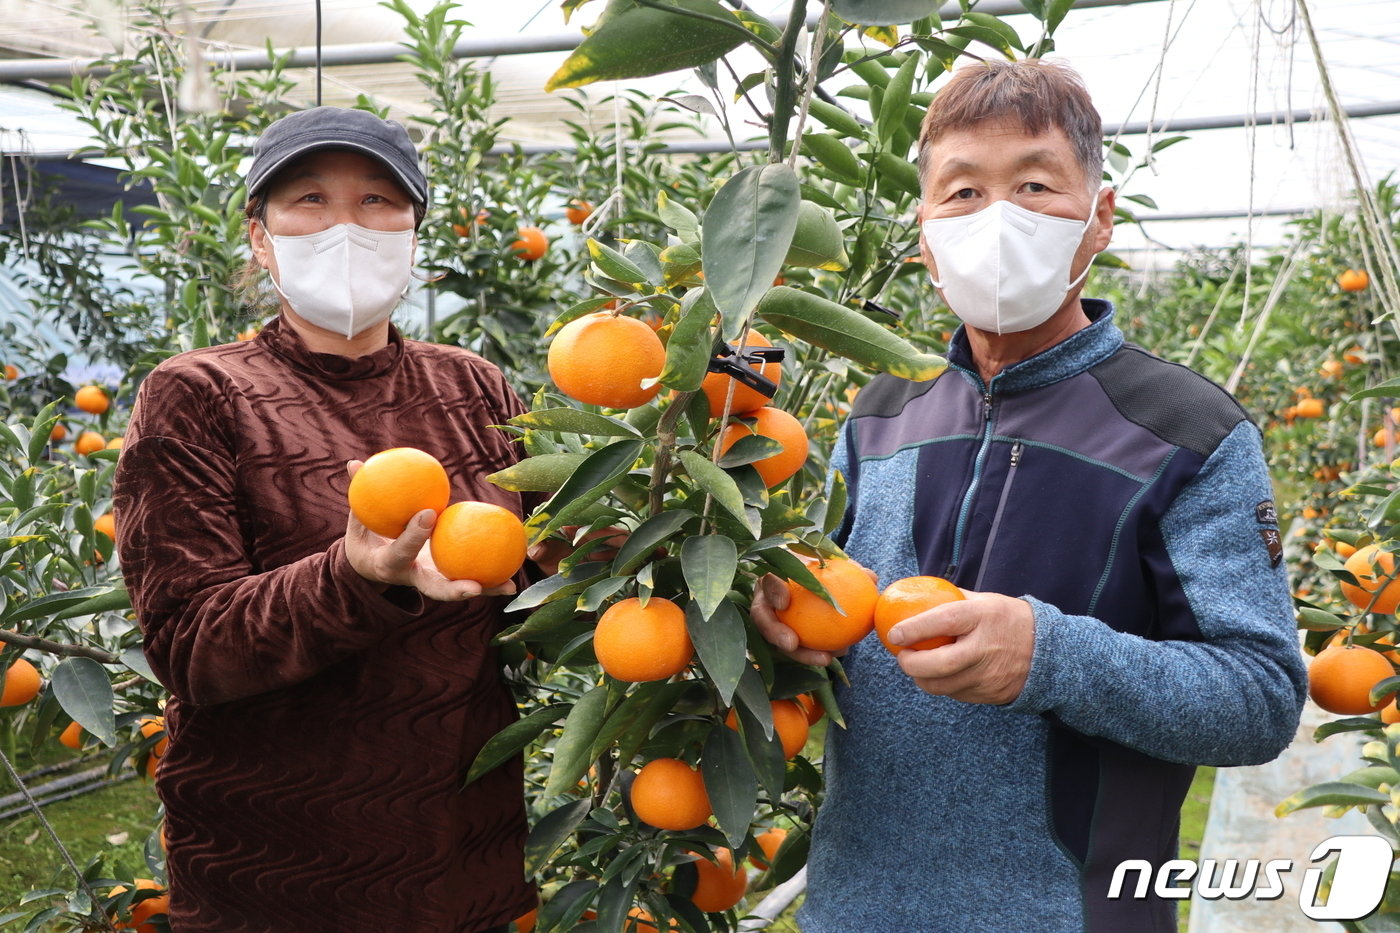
973 440 1022 591
946 382 999 579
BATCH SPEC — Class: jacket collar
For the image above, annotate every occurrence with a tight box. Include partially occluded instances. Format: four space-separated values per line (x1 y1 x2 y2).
946 299 1123 394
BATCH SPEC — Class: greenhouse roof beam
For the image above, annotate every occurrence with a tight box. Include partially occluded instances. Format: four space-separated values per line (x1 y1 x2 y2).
0 0 1166 83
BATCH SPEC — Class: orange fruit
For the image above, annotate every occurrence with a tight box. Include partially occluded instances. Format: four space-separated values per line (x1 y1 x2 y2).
74 430 105 455
94 512 117 540
794 692 823 724
106 436 125 450
716 406 809 488
750 827 788 870
1320 360 1344 379
3 364 17 380
873 576 964 654
594 597 693 682
347 447 451 538
1376 427 1397 448
1339 268 1370 292
701 332 781 418
111 879 167 932
59 721 84 750
50 423 67 443
624 907 676 932
1345 345 1366 364
0 658 41 707
725 698 809 759
513 908 537 933
775 556 878 652
139 716 168 759
1309 644 1394 714
75 385 110 415
428 501 527 587
1294 397 1324 419
630 758 711 830
1383 699 1400 724
510 226 549 261
688 847 747 912
1340 545 1400 614
547 312 666 409
564 199 593 225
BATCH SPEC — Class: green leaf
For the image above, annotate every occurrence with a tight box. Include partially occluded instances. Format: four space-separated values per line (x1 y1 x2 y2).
496 598 582 644
785 200 850 270
676 450 759 538
49 586 130 623
959 12 1024 52
509 408 642 438
702 164 801 341
1351 378 1400 402
944 23 1018 58
875 53 919 148
27 401 60 466
504 561 611 612
702 723 759 849
757 286 945 381
587 239 650 286
613 681 695 770
1275 781 1388 817
687 599 747 705
658 289 719 392
488 453 589 494
872 150 922 198
681 535 739 622
807 99 865 138
526 440 644 543
466 704 569 785
801 133 863 186
658 190 701 242
525 800 592 876
545 0 749 91
545 684 612 797
50 657 116 747
825 471 849 537
120 648 158 683
831 0 940 26
4 587 123 626
733 667 786 797
612 510 692 576
1297 607 1348 631
1372 675 1400 706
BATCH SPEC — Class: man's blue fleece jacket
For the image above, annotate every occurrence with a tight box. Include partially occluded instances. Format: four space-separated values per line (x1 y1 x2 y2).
797 300 1308 933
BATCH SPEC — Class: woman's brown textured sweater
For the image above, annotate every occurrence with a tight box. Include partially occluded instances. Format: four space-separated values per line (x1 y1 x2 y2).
113 317 535 932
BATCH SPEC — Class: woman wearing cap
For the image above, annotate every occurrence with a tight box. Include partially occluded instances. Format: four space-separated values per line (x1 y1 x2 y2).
113 107 536 932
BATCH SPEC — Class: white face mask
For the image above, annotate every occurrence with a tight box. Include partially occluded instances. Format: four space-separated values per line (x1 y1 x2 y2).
266 223 415 339
921 199 1095 335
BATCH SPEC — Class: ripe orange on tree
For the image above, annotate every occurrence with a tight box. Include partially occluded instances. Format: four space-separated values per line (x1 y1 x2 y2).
140 716 169 758
564 198 593 225
0 658 41 707
110 878 168 933
1308 644 1394 715
593 596 693 682
58 721 85 750
1340 544 1400 614
75 384 110 415
547 311 666 409
74 430 106 455
347 447 451 538
3 364 17 380
725 699 808 759
624 907 677 932
775 556 878 652
1339 268 1370 292
873 576 964 654
716 406 809 488
750 826 788 870
429 501 527 587
94 512 117 540
701 331 781 418
629 757 711 830
510 225 549 261
794 691 823 724
106 436 125 450
1294 397 1324 419
687 847 747 912
50 423 67 443
512 907 537 933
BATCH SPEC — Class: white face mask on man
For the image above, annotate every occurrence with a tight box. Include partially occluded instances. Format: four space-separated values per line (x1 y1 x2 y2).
921 199 1095 336
267 223 415 339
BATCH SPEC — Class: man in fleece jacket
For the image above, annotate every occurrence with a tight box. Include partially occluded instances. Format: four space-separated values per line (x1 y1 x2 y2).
752 58 1307 933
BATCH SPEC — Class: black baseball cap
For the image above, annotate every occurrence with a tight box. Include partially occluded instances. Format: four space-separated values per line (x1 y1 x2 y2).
245 106 428 206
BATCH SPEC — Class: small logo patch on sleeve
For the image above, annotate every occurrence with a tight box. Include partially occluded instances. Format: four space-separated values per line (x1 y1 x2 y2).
1256 500 1279 525
1259 528 1283 567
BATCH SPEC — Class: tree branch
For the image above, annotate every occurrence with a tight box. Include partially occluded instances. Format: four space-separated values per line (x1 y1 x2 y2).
0 630 120 664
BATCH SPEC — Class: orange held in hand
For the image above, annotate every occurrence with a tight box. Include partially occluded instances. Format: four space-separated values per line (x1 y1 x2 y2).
630 757 711 830
1340 545 1400 615
701 332 781 418
0 658 41 707
429 501 527 587
716 406 809 488
774 556 878 652
873 576 964 654
348 447 451 538
593 597 694 682
547 312 666 409
1308 644 1394 715
75 385 110 415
